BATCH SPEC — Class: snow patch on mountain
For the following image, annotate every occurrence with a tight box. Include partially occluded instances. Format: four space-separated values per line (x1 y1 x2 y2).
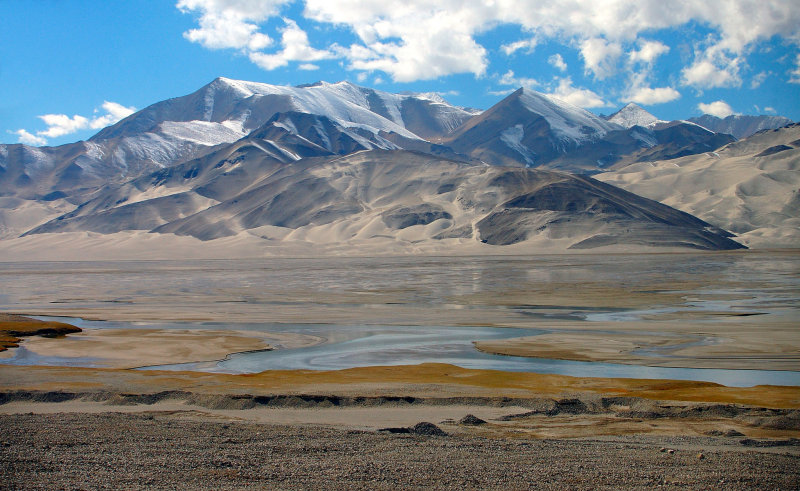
207 78 420 139
500 124 536 166
159 121 247 146
520 89 620 142
629 127 658 148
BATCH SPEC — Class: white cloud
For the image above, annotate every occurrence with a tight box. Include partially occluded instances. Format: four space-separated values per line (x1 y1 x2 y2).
89 101 137 129
15 101 137 145
790 53 800 84
12 129 47 146
177 0 800 85
624 86 681 105
325 6 489 82
488 88 515 96
548 77 607 108
501 38 537 56
681 45 743 89
177 0 288 50
750 71 768 89
698 100 735 118
629 40 669 64
764 106 776 114
498 70 540 89
37 113 90 138
497 70 606 108
248 19 332 70
548 54 567 72
298 63 320 70
579 38 622 79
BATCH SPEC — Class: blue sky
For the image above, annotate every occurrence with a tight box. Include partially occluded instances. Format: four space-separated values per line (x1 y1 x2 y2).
2 0 799 146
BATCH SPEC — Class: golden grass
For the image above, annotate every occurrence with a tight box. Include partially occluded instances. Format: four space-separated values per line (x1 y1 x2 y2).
5 363 799 409
0 313 81 351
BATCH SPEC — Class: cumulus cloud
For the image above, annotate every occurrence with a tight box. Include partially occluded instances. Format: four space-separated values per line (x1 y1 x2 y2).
579 38 622 79
176 0 800 88
629 40 669 64
548 77 608 108
548 54 567 72
248 19 332 70
37 114 90 139
316 4 488 82
498 70 540 89
12 129 47 146
498 70 606 108
681 45 743 89
89 101 137 130
177 0 287 50
698 100 735 118
624 86 681 105
14 101 136 146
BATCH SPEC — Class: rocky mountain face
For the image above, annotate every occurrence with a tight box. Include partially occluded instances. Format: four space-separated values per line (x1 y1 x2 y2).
4 77 792 252
688 114 793 139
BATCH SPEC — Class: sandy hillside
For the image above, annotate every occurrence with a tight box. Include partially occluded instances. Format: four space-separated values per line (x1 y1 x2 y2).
597 124 800 248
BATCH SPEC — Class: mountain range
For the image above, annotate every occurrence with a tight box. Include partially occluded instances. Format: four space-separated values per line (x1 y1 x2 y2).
0 77 796 257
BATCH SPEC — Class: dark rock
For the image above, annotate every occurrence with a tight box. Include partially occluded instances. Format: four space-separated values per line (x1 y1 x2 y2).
410 422 447 436
458 414 487 426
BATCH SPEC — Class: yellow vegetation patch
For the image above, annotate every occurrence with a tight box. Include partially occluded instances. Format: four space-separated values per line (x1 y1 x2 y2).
4 363 799 409
0 313 81 351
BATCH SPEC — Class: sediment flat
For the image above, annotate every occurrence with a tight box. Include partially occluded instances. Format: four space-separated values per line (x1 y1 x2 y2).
474 322 800 370
16 327 322 368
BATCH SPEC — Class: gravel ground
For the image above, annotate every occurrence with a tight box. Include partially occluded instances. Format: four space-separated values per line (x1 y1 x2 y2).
2 413 798 490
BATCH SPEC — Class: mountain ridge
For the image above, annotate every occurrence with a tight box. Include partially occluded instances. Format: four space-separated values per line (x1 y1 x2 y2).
2 77 796 253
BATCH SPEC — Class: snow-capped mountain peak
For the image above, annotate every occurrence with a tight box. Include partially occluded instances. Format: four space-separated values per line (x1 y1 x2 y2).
606 103 662 128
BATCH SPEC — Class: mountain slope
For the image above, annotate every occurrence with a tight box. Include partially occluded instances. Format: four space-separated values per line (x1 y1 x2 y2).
443 90 734 172
25 146 743 252
688 114 793 139
597 123 800 248
444 88 621 169
0 78 475 198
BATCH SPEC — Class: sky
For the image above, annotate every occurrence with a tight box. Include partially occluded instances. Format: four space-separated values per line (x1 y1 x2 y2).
2 0 799 147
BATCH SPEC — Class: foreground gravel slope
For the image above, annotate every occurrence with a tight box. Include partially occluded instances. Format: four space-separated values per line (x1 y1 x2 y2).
3 413 798 490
